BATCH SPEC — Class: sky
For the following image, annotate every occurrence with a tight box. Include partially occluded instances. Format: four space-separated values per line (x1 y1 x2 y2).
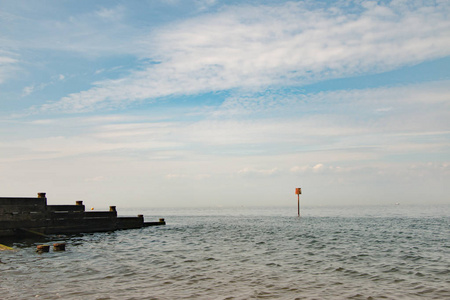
0 0 449 208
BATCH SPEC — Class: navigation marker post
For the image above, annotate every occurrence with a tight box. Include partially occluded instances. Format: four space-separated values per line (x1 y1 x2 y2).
295 188 302 217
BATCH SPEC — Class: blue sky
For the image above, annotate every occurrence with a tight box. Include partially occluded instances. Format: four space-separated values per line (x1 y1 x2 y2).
1 0 449 208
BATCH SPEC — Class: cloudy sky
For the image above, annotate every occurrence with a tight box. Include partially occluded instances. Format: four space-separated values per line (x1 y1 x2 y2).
1 0 449 208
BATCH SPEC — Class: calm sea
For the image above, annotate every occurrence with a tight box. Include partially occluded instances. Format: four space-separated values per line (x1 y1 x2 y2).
1 205 449 299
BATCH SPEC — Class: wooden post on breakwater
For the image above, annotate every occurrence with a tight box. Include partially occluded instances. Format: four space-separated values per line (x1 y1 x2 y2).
36 245 50 253
53 243 66 251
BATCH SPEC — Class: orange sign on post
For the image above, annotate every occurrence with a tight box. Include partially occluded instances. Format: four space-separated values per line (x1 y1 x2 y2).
295 188 301 217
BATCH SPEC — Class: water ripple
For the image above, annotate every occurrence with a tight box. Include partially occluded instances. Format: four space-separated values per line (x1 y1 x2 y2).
1 208 449 299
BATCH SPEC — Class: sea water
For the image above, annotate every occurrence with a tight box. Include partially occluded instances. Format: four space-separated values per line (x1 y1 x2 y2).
1 205 449 299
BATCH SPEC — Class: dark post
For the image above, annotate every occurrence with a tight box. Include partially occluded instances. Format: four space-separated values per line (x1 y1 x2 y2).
295 188 302 217
53 243 66 251
36 245 50 253
76 201 83 206
37 193 46 198
109 206 116 212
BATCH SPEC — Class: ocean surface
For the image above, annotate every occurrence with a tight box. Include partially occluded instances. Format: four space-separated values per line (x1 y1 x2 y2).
1 205 449 299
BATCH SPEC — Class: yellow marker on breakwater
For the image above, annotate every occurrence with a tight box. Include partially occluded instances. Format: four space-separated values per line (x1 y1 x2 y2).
0 244 13 251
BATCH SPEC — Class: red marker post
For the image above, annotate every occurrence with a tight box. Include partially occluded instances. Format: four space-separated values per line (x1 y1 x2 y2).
295 188 302 217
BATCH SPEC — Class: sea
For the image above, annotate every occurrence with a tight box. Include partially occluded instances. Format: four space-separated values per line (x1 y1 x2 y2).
1 205 449 299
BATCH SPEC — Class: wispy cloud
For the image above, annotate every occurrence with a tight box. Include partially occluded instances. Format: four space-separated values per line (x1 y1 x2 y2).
95 6 125 21
5 80 448 165
22 85 35 97
0 51 19 84
238 167 279 177
20 75 67 97
37 1 450 113
1 1 448 206
2 4 136 58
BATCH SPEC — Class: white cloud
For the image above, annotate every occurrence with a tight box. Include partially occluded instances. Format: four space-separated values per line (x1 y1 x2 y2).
312 164 325 172
194 0 218 11
0 55 17 64
2 1 449 207
22 85 35 97
177 81 450 160
238 167 279 177
290 164 342 174
19 74 69 98
0 52 19 84
37 1 450 112
6 79 449 165
95 6 125 21
375 107 393 113
3 4 136 58
165 174 187 179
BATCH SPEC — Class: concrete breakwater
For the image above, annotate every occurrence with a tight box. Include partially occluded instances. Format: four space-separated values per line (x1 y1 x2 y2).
0 193 165 237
